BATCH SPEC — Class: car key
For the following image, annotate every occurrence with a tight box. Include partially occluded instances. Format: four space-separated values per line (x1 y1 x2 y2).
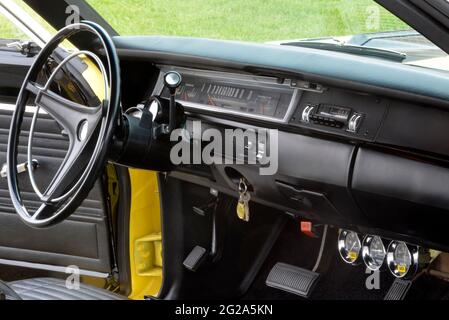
237 178 251 222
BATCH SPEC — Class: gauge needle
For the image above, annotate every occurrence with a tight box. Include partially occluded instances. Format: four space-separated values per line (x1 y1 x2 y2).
347 243 356 258
208 95 216 106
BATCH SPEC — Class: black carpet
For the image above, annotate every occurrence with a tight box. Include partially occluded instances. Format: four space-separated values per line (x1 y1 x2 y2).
244 219 449 300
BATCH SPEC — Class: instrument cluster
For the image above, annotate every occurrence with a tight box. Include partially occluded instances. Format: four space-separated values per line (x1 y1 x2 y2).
155 67 298 123
338 230 430 279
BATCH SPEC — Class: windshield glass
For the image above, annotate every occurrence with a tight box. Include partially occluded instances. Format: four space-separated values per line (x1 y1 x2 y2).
87 0 409 41
86 0 449 71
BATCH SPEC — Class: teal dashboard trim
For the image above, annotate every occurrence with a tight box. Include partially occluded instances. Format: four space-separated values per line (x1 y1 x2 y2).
114 36 449 103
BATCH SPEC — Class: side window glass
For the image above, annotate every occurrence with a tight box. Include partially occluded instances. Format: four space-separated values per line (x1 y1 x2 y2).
0 13 28 41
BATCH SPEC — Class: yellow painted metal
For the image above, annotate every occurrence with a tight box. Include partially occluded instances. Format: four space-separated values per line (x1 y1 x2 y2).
128 169 163 300
134 233 163 277
81 55 106 101
76 53 163 299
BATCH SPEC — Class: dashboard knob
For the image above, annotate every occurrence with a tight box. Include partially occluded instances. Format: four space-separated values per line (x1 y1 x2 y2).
348 113 363 133
164 71 182 91
301 105 315 123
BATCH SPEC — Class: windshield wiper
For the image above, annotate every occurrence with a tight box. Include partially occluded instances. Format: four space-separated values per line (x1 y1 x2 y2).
282 41 407 63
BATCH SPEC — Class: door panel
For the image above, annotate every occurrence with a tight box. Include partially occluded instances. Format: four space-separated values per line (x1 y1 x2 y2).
0 107 113 275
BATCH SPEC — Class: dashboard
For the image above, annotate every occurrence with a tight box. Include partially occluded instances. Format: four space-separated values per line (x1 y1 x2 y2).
152 67 388 143
116 36 449 253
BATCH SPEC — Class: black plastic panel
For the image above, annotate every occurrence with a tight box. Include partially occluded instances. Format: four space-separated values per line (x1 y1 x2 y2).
0 51 33 99
377 99 449 157
352 148 449 246
173 120 363 226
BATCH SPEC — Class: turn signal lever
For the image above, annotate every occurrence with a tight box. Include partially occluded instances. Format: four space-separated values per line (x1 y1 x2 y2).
109 72 186 171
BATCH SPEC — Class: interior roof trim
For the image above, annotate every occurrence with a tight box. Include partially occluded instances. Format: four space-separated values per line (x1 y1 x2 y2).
113 36 449 103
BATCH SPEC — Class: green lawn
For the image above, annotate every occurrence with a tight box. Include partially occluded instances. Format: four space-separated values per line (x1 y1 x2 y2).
1 0 408 42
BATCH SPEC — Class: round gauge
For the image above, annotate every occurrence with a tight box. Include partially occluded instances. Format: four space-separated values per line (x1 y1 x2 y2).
362 235 386 271
338 230 362 265
387 241 418 278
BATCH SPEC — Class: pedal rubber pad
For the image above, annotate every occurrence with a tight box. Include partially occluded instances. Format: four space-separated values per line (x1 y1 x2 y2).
266 263 320 298
183 246 207 272
384 278 412 300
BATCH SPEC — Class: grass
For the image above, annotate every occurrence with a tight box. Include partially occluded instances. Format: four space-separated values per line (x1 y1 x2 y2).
1 0 409 42
0 14 27 39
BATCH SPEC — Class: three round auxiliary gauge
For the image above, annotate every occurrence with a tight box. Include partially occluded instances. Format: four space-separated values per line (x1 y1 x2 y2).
338 230 428 279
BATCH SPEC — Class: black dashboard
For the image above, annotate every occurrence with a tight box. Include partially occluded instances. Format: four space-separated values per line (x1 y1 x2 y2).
115 36 449 252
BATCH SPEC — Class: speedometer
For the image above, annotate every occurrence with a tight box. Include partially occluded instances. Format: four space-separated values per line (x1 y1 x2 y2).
338 230 361 265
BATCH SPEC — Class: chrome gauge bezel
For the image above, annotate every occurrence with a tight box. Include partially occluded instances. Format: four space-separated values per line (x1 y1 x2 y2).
362 235 387 271
338 230 362 265
386 241 419 279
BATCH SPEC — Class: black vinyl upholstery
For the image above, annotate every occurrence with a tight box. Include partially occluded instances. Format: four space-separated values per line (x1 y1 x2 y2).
8 278 126 300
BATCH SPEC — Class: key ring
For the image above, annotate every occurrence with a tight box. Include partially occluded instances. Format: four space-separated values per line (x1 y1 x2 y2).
239 178 248 194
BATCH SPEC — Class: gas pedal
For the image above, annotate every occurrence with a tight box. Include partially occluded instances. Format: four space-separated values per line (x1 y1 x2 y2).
266 263 320 298
183 246 207 272
384 278 413 300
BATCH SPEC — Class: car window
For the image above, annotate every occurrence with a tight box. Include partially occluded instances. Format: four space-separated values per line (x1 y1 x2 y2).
0 13 27 41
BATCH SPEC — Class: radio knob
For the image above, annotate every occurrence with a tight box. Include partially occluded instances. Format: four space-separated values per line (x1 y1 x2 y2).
348 113 363 133
301 105 315 123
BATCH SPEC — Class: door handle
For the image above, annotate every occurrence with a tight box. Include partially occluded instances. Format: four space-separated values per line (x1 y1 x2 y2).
1 159 39 179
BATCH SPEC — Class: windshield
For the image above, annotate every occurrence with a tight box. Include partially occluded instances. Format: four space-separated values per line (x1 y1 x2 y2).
86 0 449 71
87 0 409 41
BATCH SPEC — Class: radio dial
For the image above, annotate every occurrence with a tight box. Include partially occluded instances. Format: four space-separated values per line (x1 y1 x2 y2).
348 113 363 133
301 105 315 123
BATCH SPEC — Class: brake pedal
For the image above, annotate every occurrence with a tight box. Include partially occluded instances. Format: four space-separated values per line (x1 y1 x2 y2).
183 246 208 272
266 263 320 298
384 278 413 300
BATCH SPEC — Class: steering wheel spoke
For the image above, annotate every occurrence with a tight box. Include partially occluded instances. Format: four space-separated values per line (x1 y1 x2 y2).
25 81 41 96
32 85 102 141
41 123 99 203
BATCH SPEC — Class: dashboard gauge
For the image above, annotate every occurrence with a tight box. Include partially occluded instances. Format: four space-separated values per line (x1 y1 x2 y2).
362 235 387 271
386 241 419 278
160 72 294 121
338 230 362 265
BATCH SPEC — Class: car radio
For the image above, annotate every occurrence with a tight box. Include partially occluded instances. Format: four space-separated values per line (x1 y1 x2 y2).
302 103 363 133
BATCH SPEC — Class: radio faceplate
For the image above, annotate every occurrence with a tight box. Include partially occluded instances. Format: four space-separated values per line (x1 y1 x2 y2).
290 87 388 141
302 103 363 133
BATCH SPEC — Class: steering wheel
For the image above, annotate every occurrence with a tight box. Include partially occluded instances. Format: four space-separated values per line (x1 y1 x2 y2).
7 22 121 228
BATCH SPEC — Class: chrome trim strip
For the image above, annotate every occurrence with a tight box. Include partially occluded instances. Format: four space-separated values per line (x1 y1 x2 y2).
0 103 47 114
0 258 110 278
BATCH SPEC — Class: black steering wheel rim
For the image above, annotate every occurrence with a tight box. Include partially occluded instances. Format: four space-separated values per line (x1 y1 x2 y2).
7 21 121 228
